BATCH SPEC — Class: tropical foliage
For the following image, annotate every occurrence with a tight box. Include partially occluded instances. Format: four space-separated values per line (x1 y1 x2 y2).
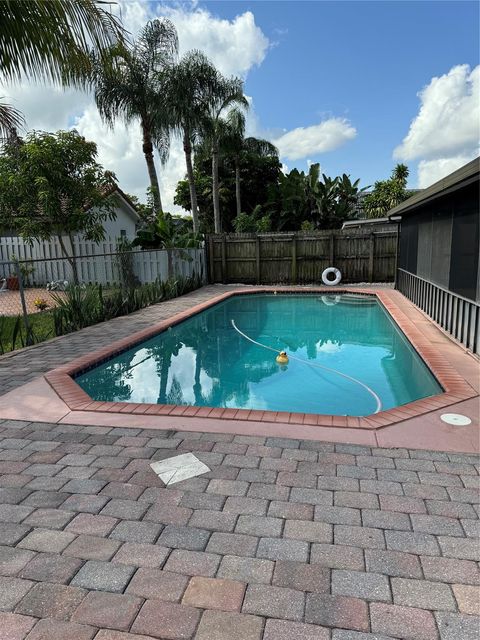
132 213 201 250
363 163 412 218
0 0 124 138
264 163 367 231
51 274 203 335
175 158 365 232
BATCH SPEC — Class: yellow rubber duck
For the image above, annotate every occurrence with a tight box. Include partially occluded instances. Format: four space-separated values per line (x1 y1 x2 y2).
276 351 289 365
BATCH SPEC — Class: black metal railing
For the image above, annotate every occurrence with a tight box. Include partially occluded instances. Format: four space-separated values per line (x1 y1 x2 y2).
396 268 479 353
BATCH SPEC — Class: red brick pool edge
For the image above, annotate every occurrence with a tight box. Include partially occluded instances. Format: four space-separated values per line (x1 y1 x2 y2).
44 287 477 432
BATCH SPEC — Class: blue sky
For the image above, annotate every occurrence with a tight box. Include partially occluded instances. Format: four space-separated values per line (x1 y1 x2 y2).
5 0 478 209
201 0 479 189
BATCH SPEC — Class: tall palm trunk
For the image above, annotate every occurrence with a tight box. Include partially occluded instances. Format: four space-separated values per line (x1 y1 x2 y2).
183 131 199 234
235 156 241 218
212 143 221 233
142 125 163 215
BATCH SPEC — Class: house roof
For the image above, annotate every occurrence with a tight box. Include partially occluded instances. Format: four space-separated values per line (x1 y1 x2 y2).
388 157 480 219
100 185 140 222
342 217 393 229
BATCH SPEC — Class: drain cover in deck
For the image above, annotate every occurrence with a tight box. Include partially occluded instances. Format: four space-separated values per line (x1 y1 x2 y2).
150 453 210 486
440 413 472 426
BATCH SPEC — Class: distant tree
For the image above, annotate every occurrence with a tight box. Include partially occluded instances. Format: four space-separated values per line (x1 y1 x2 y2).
363 164 412 218
0 130 117 281
163 50 218 234
0 0 125 137
220 107 279 220
174 152 282 232
123 191 156 226
91 18 179 216
233 205 271 232
196 73 248 232
265 164 366 230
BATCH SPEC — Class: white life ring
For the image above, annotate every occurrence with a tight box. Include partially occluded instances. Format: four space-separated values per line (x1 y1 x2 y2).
322 267 342 286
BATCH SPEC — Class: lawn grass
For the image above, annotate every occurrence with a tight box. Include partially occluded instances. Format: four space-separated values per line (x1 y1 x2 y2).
0 312 55 354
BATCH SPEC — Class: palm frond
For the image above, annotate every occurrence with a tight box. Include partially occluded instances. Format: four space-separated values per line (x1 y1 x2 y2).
135 18 178 72
0 0 126 86
0 100 25 140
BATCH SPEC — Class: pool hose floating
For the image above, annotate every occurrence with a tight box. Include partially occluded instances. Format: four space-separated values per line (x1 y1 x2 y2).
230 319 382 414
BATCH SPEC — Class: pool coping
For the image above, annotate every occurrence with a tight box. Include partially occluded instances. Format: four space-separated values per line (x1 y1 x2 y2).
44 287 477 431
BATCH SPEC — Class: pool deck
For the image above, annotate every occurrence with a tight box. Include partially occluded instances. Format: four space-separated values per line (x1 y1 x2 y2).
0 420 478 639
0 285 478 639
0 284 478 454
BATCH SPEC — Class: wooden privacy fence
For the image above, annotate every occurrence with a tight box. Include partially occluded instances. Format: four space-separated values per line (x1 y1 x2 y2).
207 229 398 284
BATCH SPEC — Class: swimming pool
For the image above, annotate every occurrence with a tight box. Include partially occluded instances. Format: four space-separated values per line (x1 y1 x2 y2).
75 293 441 417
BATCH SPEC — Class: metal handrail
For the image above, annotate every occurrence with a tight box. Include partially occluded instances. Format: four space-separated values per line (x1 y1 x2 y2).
397 268 479 306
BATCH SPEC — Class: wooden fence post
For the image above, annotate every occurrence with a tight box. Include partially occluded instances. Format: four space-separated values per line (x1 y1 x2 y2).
329 231 335 265
368 233 375 282
221 234 227 283
208 235 214 283
255 236 261 284
291 235 297 284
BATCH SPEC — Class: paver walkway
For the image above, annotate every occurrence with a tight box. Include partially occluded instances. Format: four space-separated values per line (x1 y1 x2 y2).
0 418 478 639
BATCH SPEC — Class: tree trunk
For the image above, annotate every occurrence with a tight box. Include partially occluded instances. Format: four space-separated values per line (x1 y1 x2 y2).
142 125 163 216
183 132 199 234
193 351 202 405
58 234 78 284
157 349 172 404
235 157 241 218
212 145 221 233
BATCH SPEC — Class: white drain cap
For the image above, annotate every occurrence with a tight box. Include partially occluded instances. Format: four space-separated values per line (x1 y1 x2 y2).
440 413 472 427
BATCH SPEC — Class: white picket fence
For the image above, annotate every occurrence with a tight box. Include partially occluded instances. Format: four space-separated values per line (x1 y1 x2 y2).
0 236 206 286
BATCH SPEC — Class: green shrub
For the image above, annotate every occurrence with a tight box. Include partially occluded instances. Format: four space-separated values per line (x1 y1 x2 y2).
51 272 203 337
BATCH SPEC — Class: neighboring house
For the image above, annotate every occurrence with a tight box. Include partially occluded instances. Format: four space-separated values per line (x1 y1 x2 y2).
0 185 141 267
0 185 140 243
95 185 141 240
0 186 141 260
342 217 393 231
390 157 479 353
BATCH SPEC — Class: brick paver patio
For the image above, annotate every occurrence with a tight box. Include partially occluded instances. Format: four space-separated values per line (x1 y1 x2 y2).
0 418 478 639
0 284 478 637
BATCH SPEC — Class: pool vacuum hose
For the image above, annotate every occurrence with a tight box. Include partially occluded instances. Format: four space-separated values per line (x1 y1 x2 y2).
230 319 382 414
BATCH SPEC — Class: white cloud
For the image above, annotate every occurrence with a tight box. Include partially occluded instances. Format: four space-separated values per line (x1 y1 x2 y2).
273 118 357 161
0 2 270 213
394 64 479 187
417 154 478 189
0 83 90 132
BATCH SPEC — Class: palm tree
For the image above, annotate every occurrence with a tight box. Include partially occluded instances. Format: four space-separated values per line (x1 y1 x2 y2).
0 0 124 136
91 18 178 216
200 74 248 233
392 163 409 187
163 50 218 234
0 102 24 140
222 109 278 218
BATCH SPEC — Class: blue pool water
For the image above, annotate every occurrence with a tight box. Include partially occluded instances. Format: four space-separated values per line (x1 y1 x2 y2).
75 294 442 416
